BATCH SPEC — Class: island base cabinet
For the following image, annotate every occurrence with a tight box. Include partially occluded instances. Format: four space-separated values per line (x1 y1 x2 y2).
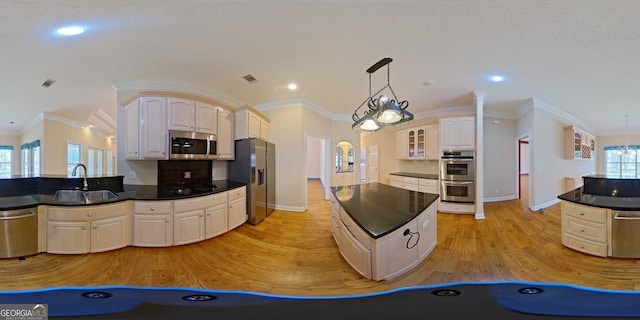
373 220 419 280
418 204 437 260
337 223 372 279
133 214 173 247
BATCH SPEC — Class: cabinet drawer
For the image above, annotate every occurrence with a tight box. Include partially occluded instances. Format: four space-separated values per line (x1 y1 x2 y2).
174 192 227 212
564 216 607 243
48 202 128 221
562 201 607 224
563 233 607 257
403 177 419 185
133 201 172 214
403 183 419 191
419 179 438 187
390 175 403 183
228 186 246 201
339 208 371 250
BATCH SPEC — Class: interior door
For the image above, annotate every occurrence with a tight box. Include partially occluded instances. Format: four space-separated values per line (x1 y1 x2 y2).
366 145 379 183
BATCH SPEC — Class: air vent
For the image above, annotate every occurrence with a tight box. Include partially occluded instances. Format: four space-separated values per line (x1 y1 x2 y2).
242 74 257 83
41 78 57 88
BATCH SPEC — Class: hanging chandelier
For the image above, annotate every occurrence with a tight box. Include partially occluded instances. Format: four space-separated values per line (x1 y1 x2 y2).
618 114 636 155
352 58 413 131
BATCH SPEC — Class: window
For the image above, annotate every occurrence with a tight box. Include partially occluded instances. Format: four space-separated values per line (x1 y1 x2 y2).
67 143 81 176
0 146 13 178
604 146 640 178
106 150 114 175
21 140 40 177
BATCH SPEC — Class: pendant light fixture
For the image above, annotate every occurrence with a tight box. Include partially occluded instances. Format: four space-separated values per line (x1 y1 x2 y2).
352 58 413 131
617 114 636 155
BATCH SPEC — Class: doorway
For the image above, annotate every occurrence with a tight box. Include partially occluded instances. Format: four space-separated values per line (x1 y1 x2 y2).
518 136 530 204
366 144 379 183
304 132 331 210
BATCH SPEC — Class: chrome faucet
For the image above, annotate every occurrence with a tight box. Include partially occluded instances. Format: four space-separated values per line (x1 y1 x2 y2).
72 163 88 190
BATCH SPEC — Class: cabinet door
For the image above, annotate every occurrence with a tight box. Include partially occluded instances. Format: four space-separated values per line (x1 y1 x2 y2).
196 102 218 134
91 215 128 253
205 203 228 239
228 197 247 230
248 112 261 138
133 214 173 247
337 223 372 279
417 205 437 260
416 127 426 159
174 209 205 245
216 107 234 159
260 119 270 141
124 101 140 159
375 220 419 280
47 221 89 254
425 125 440 159
140 97 168 159
396 129 409 159
167 98 196 131
439 118 457 150
456 117 475 149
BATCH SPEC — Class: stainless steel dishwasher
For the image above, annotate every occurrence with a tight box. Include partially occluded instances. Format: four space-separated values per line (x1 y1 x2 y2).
611 210 640 258
0 207 38 258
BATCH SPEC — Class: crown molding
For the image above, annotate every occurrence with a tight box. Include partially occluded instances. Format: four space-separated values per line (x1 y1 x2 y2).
532 98 595 134
113 81 245 108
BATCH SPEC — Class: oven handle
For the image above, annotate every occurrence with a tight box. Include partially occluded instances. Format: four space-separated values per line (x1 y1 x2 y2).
613 211 640 220
441 158 474 162
206 136 211 156
443 181 474 185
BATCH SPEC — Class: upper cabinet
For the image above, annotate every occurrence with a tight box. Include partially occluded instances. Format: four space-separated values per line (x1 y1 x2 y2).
216 107 234 160
235 106 270 141
439 117 475 150
122 92 235 161
396 124 439 160
167 98 217 135
125 97 168 160
564 125 596 159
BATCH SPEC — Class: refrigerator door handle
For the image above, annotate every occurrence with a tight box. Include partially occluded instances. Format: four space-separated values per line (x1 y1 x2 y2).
258 169 265 186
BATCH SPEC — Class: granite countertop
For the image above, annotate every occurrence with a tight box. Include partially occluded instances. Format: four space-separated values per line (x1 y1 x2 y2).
0 180 246 210
389 172 439 180
331 182 439 239
558 188 640 210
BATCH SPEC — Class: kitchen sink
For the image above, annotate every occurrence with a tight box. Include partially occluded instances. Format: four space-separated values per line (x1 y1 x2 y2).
53 190 86 203
52 190 118 203
84 190 118 202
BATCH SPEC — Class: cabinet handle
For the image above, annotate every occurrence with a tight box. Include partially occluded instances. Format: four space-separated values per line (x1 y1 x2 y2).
200 214 204 217
93 226 97 229
82 226 86 230
87 213 93 217
207 213 211 216
165 219 169 223
579 212 584 215
580 229 585 232
150 208 155 211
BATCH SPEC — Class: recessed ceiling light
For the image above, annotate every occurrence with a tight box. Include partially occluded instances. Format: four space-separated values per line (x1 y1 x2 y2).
490 75 505 82
288 83 298 91
56 26 84 36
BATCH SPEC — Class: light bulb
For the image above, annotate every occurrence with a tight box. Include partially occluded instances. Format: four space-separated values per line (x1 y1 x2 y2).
377 109 401 124
360 119 379 131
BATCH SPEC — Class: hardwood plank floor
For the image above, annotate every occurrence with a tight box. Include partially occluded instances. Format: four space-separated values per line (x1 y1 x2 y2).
2 180 640 296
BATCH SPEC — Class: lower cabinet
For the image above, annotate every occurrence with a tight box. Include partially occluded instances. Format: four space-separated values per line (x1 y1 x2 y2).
561 200 609 257
174 209 205 246
132 201 173 247
46 201 130 254
205 193 229 239
228 186 247 230
331 193 437 281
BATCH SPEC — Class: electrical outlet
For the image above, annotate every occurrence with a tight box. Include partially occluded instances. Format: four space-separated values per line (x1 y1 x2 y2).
128 171 137 178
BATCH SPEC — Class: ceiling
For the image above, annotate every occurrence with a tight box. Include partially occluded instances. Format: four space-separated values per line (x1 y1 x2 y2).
2 0 640 136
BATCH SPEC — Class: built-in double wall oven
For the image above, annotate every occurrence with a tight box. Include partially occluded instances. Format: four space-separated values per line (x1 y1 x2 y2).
440 150 475 203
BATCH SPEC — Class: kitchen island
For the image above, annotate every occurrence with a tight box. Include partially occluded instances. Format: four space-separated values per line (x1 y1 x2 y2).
330 182 439 281
558 174 640 258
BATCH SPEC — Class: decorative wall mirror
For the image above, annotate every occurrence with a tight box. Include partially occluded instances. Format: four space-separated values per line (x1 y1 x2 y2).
336 141 354 173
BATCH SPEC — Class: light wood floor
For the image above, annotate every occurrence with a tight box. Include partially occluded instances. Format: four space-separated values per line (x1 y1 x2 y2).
2 180 640 296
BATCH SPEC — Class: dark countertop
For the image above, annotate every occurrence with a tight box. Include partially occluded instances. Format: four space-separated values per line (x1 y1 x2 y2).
389 172 439 180
0 180 246 210
558 188 640 210
331 182 439 239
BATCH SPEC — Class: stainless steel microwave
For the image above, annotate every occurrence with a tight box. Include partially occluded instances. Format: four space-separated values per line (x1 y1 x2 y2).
169 131 217 160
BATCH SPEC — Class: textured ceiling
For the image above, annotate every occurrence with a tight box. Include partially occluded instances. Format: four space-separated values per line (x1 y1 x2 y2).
2 0 639 136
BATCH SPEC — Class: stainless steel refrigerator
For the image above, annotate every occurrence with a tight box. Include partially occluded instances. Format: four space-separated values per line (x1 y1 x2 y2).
227 138 276 225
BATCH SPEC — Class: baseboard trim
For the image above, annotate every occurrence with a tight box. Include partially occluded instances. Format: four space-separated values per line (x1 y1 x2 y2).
484 195 518 202
274 205 306 212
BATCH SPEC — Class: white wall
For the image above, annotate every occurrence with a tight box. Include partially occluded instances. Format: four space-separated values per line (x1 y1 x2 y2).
483 117 517 201
306 136 322 179
520 141 530 174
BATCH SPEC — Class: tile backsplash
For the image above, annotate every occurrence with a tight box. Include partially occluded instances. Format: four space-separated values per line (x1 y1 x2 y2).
158 160 212 186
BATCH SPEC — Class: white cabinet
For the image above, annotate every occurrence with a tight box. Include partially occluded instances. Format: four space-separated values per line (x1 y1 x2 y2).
561 201 609 257
228 186 247 230
564 125 596 159
440 117 475 150
396 125 439 160
390 175 438 195
174 209 205 246
46 201 130 254
205 192 229 239
124 97 168 160
216 107 234 160
132 201 173 247
235 107 270 141
173 192 230 244
167 98 217 135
